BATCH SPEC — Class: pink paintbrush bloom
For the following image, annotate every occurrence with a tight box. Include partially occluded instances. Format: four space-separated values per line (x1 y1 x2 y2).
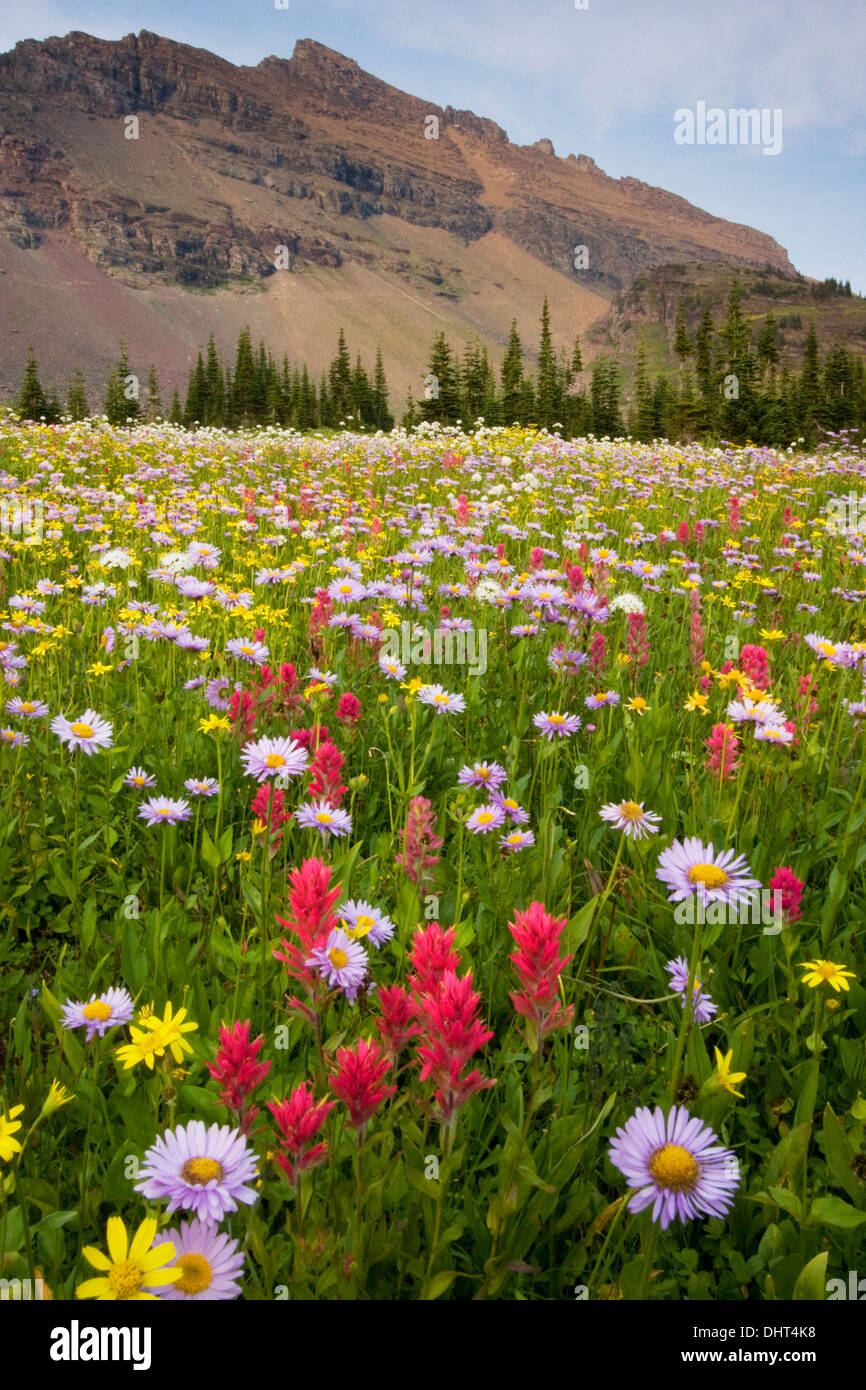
395 795 443 889
414 970 495 1124
768 866 805 922
508 901 575 1043
703 722 740 781
374 984 420 1058
268 1084 335 1184
407 922 460 997
207 1021 271 1135
331 1038 396 1130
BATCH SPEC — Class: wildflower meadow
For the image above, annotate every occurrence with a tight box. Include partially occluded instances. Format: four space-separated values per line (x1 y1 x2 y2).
1 414 865 1306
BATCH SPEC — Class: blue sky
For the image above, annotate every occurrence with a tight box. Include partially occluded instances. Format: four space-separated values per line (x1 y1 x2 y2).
2 0 864 292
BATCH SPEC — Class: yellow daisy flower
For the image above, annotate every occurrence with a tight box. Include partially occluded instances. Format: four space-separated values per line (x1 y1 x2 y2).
77 1216 182 1301
712 1047 747 1099
799 960 856 993
0 1104 25 1162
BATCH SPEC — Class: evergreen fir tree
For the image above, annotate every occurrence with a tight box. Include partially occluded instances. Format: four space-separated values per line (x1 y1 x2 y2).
500 320 525 425
66 367 89 421
145 365 162 422
535 297 561 428
371 348 394 431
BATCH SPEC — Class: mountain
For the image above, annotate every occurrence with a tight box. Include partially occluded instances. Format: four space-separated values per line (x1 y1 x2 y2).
0 29 797 406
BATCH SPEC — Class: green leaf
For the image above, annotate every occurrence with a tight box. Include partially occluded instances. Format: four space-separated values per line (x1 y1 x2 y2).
765 1121 811 1188
564 896 599 953
216 827 233 864
792 1251 828 1301
767 1186 803 1221
822 1104 864 1206
809 1196 866 1229
421 1270 460 1300
794 1058 820 1127
201 828 221 871
80 893 98 951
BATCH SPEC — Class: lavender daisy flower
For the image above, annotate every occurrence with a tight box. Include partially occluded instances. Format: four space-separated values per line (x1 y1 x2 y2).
656 837 761 910
148 1218 245 1301
0 727 28 747
379 654 407 681
466 803 507 835
416 684 466 715
240 735 308 783
135 1120 258 1221
599 800 662 840
6 697 49 718
665 956 718 1023
754 723 794 746
491 792 531 824
61 987 134 1040
124 766 157 790
533 710 581 739
306 928 368 1000
204 676 232 710
138 796 193 827
225 637 269 666
295 800 353 839
500 828 536 852
608 1104 739 1229
184 777 219 797
584 691 620 710
457 761 507 791
51 709 114 755
339 900 395 947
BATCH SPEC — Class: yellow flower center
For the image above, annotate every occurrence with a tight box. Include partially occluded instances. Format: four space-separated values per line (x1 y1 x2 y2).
328 947 349 969
240 645 254 655
548 714 565 725
181 1157 224 1186
434 693 448 704
83 1000 112 1022
476 768 490 779
265 753 285 768
595 693 607 703
315 811 333 824
648 1143 699 1192
618 801 643 822
107 1259 143 1298
503 798 518 810
70 722 94 738
174 1252 213 1296
687 863 730 889
507 834 522 845
477 811 493 825
814 961 837 980
20 703 34 713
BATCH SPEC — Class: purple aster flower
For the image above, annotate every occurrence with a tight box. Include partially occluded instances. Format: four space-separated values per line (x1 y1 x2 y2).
599 800 662 840
135 1120 258 1221
6 697 49 718
584 691 620 710
754 723 794 746
184 777 219 797
51 709 114 755
338 899 395 947
306 928 368 1001
240 735 309 783
608 1104 739 1229
225 637 269 665
533 710 581 739
0 727 28 747
457 761 507 790
379 654 407 681
499 828 536 852
148 1218 245 1301
416 684 466 715
204 676 232 710
138 796 193 827
124 765 157 790
491 792 530 824
294 799 353 839
61 986 134 1040
656 837 761 910
466 803 507 835
665 956 718 1023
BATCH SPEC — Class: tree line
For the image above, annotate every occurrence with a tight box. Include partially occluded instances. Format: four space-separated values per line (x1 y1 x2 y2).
9 277 866 447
